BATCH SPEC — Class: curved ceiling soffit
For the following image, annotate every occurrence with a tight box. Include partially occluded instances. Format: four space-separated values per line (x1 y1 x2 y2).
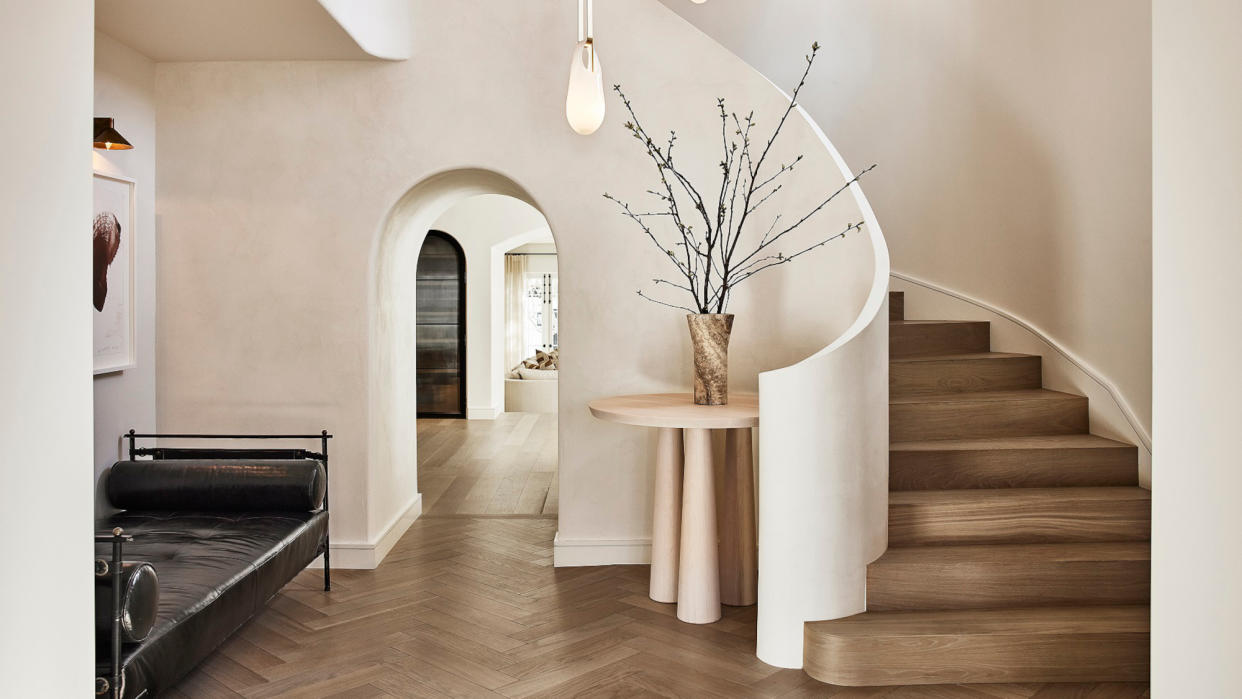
318 0 414 61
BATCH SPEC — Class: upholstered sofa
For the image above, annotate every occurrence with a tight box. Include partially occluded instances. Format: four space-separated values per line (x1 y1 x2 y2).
94 435 330 698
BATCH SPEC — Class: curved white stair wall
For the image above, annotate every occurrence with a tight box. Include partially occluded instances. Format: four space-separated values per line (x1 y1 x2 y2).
756 92 891 668
890 272 1152 486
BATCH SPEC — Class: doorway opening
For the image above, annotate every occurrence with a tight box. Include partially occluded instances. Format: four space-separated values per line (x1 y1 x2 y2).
410 193 559 517
415 231 466 418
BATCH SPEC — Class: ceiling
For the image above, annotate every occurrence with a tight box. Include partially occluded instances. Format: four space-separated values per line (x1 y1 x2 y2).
95 0 375 61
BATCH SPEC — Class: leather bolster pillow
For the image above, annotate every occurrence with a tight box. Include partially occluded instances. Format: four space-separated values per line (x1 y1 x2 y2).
107 459 326 512
95 561 160 644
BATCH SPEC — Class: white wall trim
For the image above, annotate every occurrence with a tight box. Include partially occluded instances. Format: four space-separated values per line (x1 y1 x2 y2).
553 532 651 567
311 493 422 570
467 406 502 420
892 270 1152 452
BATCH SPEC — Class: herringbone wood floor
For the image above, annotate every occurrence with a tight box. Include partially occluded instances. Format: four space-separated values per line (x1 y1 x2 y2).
169 516 1150 698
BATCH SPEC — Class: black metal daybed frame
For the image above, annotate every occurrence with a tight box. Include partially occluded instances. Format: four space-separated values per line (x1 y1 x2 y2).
96 430 332 699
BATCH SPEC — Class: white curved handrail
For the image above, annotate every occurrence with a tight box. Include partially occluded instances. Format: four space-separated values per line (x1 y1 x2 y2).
755 91 891 668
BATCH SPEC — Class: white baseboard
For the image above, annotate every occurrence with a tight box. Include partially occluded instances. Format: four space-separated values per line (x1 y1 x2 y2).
308 493 422 570
467 406 502 420
553 531 651 567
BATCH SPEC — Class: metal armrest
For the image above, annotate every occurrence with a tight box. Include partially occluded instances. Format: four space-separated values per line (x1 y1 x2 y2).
95 528 130 699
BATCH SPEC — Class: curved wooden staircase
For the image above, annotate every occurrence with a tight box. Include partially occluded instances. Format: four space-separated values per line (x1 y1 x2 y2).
803 291 1150 686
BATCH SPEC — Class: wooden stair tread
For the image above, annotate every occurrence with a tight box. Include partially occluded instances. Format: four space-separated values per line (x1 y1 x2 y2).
890 320 984 326
888 487 1151 546
867 543 1151 611
890 486 1150 507
891 354 1045 397
890 320 991 358
875 541 1150 566
890 388 1084 405
891 351 1034 363
889 434 1140 489
889 291 904 321
891 434 1134 451
890 389 1089 440
807 605 1149 637
804 606 1149 685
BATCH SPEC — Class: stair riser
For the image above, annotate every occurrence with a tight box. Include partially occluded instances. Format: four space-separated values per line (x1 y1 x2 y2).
888 499 1151 546
890 396 1088 441
889 292 904 321
890 322 989 358
890 356 1042 397
890 446 1139 490
804 632 1149 686
867 560 1150 611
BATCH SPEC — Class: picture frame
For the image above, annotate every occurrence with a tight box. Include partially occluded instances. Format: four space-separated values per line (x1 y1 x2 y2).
92 171 136 374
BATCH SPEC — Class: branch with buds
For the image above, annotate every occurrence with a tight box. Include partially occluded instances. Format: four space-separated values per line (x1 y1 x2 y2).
606 42 875 314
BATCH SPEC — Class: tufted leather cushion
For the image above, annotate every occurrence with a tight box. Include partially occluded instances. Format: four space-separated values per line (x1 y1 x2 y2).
107 460 326 512
95 510 328 698
95 561 160 644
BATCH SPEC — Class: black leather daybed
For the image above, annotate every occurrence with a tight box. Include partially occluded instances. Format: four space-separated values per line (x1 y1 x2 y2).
94 431 332 699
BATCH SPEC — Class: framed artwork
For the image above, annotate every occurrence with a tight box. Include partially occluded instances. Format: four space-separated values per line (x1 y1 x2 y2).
93 172 136 374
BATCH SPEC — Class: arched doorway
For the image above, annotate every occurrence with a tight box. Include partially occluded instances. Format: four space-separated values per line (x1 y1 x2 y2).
370 169 560 530
415 230 466 418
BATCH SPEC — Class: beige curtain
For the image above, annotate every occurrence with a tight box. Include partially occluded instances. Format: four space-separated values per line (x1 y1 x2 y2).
504 254 527 372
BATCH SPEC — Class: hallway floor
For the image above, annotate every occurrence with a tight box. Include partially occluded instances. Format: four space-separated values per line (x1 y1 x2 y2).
169 517 1151 697
417 413 558 516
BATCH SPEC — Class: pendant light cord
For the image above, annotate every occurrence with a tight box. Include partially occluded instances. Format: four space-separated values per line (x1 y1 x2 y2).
577 0 595 70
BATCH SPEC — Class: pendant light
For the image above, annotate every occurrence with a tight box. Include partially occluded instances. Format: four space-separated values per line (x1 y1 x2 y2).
92 117 133 150
565 0 605 136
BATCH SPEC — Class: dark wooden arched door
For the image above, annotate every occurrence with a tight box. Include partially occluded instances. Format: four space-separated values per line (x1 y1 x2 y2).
416 231 466 418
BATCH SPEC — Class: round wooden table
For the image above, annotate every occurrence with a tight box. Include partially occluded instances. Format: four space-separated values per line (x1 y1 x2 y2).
588 392 759 624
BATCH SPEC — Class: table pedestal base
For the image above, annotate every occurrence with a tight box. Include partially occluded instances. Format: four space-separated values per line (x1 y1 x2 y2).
647 426 757 624
677 428 721 623
649 428 682 604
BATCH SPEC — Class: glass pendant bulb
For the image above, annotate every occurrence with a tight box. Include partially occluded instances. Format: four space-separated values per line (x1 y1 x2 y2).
565 39 605 135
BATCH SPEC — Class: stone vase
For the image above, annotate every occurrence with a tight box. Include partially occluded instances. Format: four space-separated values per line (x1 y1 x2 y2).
686 313 734 405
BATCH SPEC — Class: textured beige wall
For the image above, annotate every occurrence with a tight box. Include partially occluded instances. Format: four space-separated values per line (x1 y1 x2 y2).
93 32 158 513
153 0 875 555
1152 0 1242 693
663 0 1153 436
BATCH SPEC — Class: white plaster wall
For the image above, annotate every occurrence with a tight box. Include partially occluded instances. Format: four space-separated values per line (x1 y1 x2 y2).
93 31 158 512
153 0 873 562
1152 0 1242 693
0 0 95 691
429 194 550 419
662 0 1153 440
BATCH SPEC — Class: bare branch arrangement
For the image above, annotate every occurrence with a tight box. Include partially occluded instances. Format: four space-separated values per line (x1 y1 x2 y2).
604 42 875 315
